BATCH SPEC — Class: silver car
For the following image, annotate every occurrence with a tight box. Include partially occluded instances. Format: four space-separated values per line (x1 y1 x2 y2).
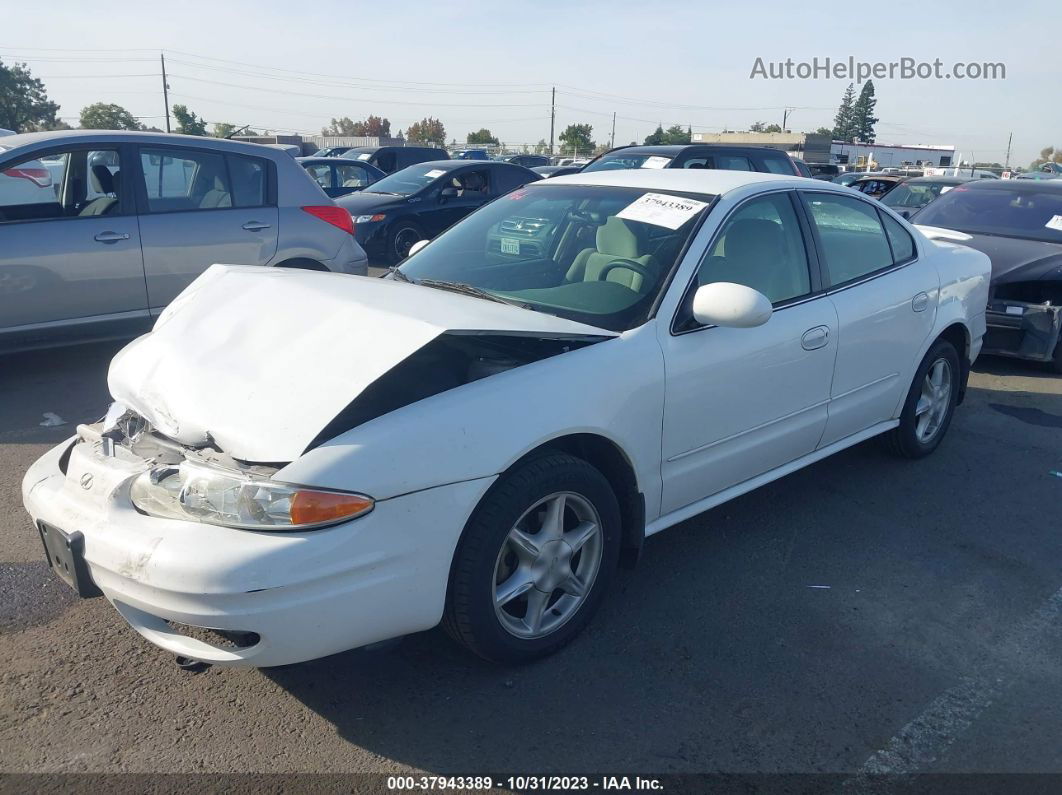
0 130 368 352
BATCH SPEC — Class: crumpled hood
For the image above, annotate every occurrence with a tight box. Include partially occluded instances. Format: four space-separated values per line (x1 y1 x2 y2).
108 265 614 462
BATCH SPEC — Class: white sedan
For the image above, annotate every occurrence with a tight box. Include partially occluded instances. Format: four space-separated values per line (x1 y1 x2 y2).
22 170 990 668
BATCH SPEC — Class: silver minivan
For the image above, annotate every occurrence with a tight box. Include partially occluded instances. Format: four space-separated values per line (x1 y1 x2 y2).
0 130 368 352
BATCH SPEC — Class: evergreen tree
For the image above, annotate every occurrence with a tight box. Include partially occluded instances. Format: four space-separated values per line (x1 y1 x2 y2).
851 81 879 143
831 83 856 142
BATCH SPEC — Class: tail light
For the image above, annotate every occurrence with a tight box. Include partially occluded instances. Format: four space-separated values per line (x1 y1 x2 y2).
301 205 354 235
3 167 52 188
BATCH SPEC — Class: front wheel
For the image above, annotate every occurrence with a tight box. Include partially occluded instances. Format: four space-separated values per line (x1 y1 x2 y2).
387 221 424 265
882 339 961 458
443 453 621 663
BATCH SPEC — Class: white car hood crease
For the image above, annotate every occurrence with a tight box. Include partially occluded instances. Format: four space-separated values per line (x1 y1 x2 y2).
108 265 615 463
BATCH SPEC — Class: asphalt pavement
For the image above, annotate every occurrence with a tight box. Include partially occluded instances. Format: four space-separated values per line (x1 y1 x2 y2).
1 341 1061 785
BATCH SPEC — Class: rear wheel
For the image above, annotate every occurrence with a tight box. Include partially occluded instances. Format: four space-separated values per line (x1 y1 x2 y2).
882 339 961 458
443 453 620 663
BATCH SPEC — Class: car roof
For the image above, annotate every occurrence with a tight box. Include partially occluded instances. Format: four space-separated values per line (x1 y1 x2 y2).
961 178 1062 192
542 168 814 196
0 129 288 158
601 144 786 156
903 176 977 184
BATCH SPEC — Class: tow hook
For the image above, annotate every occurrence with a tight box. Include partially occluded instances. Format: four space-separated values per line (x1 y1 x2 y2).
175 655 212 673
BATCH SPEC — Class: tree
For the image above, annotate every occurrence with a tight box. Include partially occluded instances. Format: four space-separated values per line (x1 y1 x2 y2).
832 83 857 141
1029 146 1062 170
662 124 691 144
212 122 238 138
850 81 879 143
749 121 783 134
406 116 446 145
809 126 833 137
643 125 665 145
79 102 142 130
558 123 594 155
0 60 61 132
533 138 549 154
172 104 207 136
466 128 499 145
322 115 391 137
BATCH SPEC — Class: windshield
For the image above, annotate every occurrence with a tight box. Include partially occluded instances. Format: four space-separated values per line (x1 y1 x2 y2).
397 184 714 332
363 163 450 196
882 182 955 209
915 186 1062 242
582 153 673 173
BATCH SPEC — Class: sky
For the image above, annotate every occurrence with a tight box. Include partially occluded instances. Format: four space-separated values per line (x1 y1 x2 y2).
2 0 1057 167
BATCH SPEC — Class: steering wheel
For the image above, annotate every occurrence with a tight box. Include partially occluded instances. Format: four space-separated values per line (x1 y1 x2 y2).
597 259 652 283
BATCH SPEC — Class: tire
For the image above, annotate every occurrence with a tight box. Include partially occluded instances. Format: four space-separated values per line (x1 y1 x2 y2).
1050 341 1062 374
443 453 621 663
386 220 425 265
882 338 961 458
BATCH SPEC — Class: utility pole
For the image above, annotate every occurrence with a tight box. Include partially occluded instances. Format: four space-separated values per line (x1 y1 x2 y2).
610 112 616 149
549 87 556 156
782 107 793 132
160 52 171 133
1004 132 1012 170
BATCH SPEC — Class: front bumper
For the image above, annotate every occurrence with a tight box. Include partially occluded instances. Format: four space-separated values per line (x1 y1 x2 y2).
353 221 389 262
983 300 1062 362
22 435 493 667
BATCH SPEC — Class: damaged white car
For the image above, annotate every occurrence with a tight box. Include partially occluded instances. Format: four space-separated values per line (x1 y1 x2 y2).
23 170 991 667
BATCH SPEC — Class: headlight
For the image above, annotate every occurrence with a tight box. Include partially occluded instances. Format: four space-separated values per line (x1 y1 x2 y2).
130 461 373 530
354 213 386 223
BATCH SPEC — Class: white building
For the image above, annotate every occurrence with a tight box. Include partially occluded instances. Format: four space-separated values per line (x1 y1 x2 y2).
831 141 955 170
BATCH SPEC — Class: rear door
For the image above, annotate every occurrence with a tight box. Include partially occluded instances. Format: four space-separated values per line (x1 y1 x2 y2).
0 143 148 348
799 191 937 446
134 145 279 311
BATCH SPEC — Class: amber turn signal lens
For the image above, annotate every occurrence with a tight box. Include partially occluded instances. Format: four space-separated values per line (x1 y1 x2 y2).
290 490 374 526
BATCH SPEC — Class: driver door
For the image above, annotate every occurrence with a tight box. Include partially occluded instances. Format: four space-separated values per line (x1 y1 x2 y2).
429 167 493 235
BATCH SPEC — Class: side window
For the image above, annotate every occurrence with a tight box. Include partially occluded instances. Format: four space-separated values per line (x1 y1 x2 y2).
228 155 267 207
804 193 893 286
456 168 490 197
139 147 231 212
696 192 811 305
715 155 753 171
0 148 121 223
763 157 794 175
492 166 531 195
682 157 711 169
374 152 396 172
304 164 332 188
335 164 370 188
882 212 916 263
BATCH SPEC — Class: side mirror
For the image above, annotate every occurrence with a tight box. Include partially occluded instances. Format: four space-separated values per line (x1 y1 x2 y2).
408 239 429 257
692 282 772 328
440 186 459 199
895 209 911 220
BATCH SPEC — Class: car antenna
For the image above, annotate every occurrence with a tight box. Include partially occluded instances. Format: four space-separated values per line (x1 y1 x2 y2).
225 125 251 140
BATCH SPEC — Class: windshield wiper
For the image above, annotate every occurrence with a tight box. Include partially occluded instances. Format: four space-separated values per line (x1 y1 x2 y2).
386 266 414 283
416 279 534 310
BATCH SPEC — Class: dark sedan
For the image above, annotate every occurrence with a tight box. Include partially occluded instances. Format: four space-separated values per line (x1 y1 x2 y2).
297 157 385 198
336 160 541 264
880 176 978 218
503 154 550 168
913 179 1062 370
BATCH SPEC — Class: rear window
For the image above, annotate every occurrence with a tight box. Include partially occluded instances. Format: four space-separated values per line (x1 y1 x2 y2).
763 157 797 175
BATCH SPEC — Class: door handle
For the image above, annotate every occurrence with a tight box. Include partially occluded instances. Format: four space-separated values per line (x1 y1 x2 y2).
912 292 929 312
801 325 830 351
93 231 130 243
242 221 271 232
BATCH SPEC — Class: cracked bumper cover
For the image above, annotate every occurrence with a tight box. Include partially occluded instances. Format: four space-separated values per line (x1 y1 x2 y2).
983 300 1062 362
21 437 492 667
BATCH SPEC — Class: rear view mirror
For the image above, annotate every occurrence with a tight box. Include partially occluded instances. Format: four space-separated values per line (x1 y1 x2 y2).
692 282 772 328
408 240 429 257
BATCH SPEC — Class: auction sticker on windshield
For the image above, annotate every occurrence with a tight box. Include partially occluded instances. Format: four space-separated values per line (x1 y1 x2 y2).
617 192 708 229
1045 214 1062 232
641 156 671 169
425 169 447 179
